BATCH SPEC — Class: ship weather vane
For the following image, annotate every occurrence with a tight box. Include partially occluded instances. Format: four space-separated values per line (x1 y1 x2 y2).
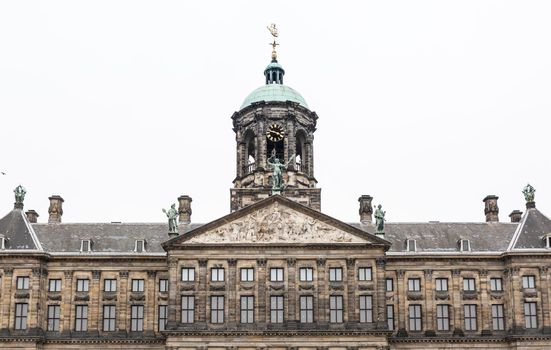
267 23 279 60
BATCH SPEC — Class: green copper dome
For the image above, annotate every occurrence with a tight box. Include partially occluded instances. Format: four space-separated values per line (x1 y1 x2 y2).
240 84 308 109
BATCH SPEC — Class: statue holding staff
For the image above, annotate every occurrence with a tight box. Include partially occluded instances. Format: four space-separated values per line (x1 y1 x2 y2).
374 204 386 234
162 204 179 235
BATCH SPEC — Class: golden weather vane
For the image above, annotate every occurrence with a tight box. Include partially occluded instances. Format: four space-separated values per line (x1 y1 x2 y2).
267 23 279 61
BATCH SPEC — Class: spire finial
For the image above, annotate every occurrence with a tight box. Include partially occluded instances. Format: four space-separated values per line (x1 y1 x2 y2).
267 23 279 61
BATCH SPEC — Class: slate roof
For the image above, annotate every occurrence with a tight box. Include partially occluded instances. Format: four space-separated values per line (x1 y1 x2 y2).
0 209 42 251
510 208 551 250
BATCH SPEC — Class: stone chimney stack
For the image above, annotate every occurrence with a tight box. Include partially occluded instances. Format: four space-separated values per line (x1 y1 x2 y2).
48 195 64 223
25 210 39 223
178 195 192 224
483 195 499 222
526 201 536 209
509 210 523 223
358 195 373 224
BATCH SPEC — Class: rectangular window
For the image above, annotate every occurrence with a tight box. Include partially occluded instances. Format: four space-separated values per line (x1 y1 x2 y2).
359 295 373 323
131 279 144 292
270 268 284 282
240 296 254 324
435 278 448 292
210 296 224 323
104 279 117 292
300 296 314 323
522 275 536 289
103 305 116 331
270 296 284 323
158 305 168 331
387 305 395 331
181 267 195 282
81 240 91 252
386 278 394 292
358 267 372 281
16 276 30 290
329 267 343 282
408 304 422 331
299 267 313 282
329 295 344 323
181 296 195 323
131 305 144 331
15 303 28 330
76 279 89 292
436 304 450 331
75 305 88 331
135 240 145 252
159 279 169 293
408 278 421 292
47 305 61 331
524 302 538 329
463 278 476 292
464 304 477 331
491 304 505 331
490 278 503 292
211 268 225 282
240 268 254 282
48 279 62 292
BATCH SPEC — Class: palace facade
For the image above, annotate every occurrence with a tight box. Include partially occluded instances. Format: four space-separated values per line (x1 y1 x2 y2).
1 40 551 350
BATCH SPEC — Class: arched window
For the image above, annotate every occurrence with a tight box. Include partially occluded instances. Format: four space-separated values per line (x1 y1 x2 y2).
295 130 307 173
244 130 256 174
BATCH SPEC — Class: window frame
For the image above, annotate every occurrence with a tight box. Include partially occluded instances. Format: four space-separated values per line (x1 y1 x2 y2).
270 295 284 323
211 267 225 282
300 295 314 323
104 279 117 292
16 276 30 290
47 305 61 331
159 279 169 293
240 295 254 324
80 239 91 252
406 239 417 252
329 295 344 323
408 278 421 292
359 295 373 323
48 279 62 292
524 302 538 329
464 304 477 331
299 267 313 282
181 267 195 282
385 278 394 292
158 305 168 331
436 304 450 331
463 278 476 292
210 295 225 323
131 279 145 292
135 239 145 253
329 267 343 282
408 304 422 331
102 305 117 332
491 304 505 331
270 268 284 282
75 305 88 332
490 278 503 292
15 303 28 330
130 305 144 332
522 275 536 289
435 278 448 292
76 278 89 292
358 267 372 281
181 296 195 323
240 268 255 282
387 305 395 331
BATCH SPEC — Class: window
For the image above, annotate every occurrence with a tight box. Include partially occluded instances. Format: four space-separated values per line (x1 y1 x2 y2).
408 278 421 292
386 278 394 292
80 239 91 252
47 305 61 331
463 278 476 292
240 296 254 323
524 302 537 328
408 304 422 331
522 275 536 289
270 296 284 323
211 268 225 282
0 236 5 250
135 239 145 252
241 268 254 282
210 296 224 323
48 279 62 292
75 305 88 331
329 267 343 282
387 305 395 331
546 235 551 249
76 279 89 292
358 267 372 281
104 279 117 292
299 267 313 282
459 239 470 251
406 239 417 252
359 295 373 323
270 268 284 282
329 295 344 323
159 279 168 293
103 305 116 331
131 305 144 331
300 296 313 323
16 276 29 290
492 304 505 331
490 278 503 292
435 278 448 292
436 304 450 331
181 267 195 282
464 304 477 331
158 305 168 331
131 279 144 292
15 303 28 330
181 296 195 323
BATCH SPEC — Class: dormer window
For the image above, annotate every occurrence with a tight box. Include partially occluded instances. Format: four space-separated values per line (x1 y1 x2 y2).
80 240 92 252
459 239 471 252
544 234 551 248
135 240 146 253
0 235 6 250
406 239 417 252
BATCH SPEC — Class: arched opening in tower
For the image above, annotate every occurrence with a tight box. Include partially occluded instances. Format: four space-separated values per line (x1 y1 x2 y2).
244 130 256 174
295 130 307 173
267 139 284 164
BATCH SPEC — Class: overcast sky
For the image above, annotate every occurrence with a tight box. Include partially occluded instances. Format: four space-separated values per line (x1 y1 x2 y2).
1 1 550 225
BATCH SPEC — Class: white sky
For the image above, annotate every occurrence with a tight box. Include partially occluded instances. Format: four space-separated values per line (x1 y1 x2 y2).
1 1 550 224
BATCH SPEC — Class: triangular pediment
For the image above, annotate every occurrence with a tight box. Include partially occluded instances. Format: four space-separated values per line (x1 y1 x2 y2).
164 196 389 248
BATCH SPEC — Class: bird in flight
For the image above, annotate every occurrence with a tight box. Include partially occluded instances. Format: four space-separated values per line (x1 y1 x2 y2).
1 172 5 175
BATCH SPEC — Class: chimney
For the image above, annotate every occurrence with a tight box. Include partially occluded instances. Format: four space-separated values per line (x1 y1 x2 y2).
483 195 499 222
526 201 536 209
358 195 373 223
178 195 192 224
509 210 523 223
48 195 64 223
25 210 39 223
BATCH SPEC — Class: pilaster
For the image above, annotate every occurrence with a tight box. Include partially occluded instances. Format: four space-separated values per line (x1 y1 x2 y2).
197 258 208 324
346 258 357 324
62 270 73 332
228 259 237 326
90 270 101 330
257 258 267 326
119 270 129 331
316 258 327 324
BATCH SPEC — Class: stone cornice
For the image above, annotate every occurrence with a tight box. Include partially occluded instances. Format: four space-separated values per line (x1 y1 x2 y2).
163 329 393 337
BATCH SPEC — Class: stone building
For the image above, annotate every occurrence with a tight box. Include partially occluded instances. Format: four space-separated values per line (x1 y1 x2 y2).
1 41 551 350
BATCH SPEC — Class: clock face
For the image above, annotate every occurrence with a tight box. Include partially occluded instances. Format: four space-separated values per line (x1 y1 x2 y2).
266 123 284 142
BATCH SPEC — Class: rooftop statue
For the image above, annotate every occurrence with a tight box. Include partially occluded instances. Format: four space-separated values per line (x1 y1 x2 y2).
522 184 536 202
374 204 386 234
14 185 26 208
267 153 295 194
162 204 179 235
